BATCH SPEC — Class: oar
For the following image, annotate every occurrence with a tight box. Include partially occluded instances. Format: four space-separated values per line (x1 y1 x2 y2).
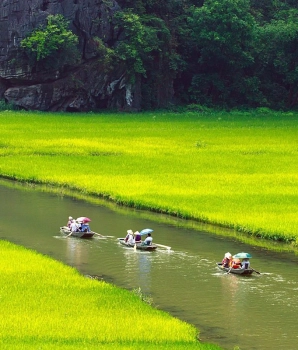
92 232 114 238
154 243 171 250
251 268 261 275
61 226 73 238
226 267 232 274
92 231 105 237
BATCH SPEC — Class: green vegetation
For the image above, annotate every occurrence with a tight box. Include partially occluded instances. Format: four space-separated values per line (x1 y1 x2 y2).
0 110 297 246
0 99 18 111
100 0 298 109
12 1 298 109
21 14 79 67
0 240 220 349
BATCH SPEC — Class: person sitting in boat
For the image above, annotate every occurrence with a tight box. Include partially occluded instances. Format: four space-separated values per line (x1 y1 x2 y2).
70 219 79 232
143 233 153 246
231 258 241 269
81 222 91 232
241 258 250 269
67 216 73 228
134 231 142 244
127 232 135 245
77 221 83 231
125 230 134 243
222 252 232 268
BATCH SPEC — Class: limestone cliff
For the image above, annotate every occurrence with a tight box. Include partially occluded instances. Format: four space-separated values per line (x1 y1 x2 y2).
0 0 142 111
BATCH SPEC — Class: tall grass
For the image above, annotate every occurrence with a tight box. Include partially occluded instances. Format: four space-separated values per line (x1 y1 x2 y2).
0 110 297 244
0 240 221 349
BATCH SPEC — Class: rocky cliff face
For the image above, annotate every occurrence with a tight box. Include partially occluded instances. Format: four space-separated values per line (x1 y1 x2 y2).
0 0 141 111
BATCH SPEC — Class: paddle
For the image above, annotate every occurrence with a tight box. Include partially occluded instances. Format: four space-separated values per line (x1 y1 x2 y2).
154 243 171 250
61 226 73 238
251 268 261 275
92 232 114 238
92 231 105 237
226 268 232 274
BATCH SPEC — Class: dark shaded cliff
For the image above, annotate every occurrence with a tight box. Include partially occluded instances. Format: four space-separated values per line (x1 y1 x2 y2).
2 0 297 111
0 0 156 111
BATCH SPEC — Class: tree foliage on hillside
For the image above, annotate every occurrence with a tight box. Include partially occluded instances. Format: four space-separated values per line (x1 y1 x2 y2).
21 14 79 68
113 0 298 109
19 1 298 110
188 0 258 106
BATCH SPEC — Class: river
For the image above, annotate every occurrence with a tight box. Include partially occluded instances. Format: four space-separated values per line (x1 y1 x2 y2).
1 180 297 350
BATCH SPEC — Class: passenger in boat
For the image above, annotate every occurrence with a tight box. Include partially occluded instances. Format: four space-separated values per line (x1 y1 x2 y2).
134 231 142 244
231 258 241 269
70 219 79 232
127 232 135 245
81 222 91 232
143 233 153 246
125 229 134 243
67 216 73 228
241 258 250 269
221 252 232 268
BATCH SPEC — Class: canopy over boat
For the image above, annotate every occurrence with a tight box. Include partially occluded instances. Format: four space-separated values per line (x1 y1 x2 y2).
233 252 252 259
139 228 153 236
76 216 91 223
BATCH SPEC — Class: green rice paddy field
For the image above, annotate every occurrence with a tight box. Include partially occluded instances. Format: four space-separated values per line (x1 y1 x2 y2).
0 109 297 349
1 109 297 243
0 240 220 350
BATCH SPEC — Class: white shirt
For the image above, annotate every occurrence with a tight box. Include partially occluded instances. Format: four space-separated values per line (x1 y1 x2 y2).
70 221 78 232
241 260 250 269
144 236 153 245
126 234 135 245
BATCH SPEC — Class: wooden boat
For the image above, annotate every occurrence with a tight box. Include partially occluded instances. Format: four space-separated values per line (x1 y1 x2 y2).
217 262 254 275
118 238 157 251
60 226 95 239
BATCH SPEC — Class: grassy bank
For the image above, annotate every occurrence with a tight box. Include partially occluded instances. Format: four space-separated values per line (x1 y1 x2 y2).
0 110 297 244
0 240 220 349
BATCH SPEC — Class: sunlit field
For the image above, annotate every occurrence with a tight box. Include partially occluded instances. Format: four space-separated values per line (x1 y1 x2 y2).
0 240 220 349
0 109 297 243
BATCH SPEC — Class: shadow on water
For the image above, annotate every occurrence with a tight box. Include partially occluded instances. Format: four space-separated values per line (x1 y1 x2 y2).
1 178 298 350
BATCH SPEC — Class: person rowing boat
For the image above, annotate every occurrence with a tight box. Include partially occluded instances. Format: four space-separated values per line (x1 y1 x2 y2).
142 233 153 246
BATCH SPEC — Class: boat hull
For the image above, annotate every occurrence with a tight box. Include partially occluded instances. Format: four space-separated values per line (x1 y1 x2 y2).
217 262 253 275
118 238 157 251
60 226 95 239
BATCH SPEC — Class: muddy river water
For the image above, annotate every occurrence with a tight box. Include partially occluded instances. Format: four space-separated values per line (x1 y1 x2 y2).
1 180 297 350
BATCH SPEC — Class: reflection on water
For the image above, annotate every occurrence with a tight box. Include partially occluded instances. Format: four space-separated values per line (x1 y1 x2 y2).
1 179 298 350
65 237 86 266
123 249 153 293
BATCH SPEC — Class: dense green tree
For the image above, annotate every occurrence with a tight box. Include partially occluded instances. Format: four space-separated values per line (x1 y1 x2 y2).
256 9 298 108
114 10 170 76
113 9 182 108
21 14 79 67
187 0 259 106
17 0 298 110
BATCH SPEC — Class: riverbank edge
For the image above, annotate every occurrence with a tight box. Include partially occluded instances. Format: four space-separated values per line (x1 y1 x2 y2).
1 175 297 255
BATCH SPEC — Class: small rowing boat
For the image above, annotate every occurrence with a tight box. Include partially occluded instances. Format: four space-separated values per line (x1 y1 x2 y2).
217 262 254 275
118 238 157 251
60 226 95 239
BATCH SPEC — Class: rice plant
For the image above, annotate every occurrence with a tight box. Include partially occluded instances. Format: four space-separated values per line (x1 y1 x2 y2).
0 110 297 245
0 240 221 349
